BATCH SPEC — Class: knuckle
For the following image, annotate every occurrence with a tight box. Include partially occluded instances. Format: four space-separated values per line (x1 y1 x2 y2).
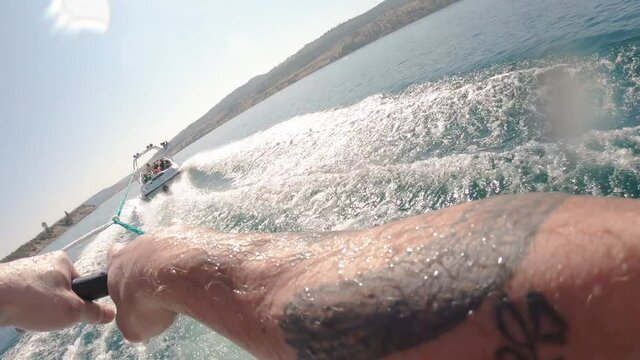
52 251 71 263
108 243 126 261
53 263 73 284
52 270 70 287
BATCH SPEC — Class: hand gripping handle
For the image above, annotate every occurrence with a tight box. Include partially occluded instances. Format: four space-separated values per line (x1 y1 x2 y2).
72 272 109 301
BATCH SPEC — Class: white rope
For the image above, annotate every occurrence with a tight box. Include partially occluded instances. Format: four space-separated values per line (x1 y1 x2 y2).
62 221 113 252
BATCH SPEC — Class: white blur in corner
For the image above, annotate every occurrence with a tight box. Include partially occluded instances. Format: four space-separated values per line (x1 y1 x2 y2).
46 0 110 34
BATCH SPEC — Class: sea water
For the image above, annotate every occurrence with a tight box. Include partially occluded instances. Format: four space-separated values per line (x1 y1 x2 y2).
2 0 640 358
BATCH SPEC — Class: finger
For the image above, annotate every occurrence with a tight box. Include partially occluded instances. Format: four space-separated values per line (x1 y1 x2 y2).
115 308 146 343
116 306 176 343
68 262 81 280
108 243 126 261
52 252 75 283
80 301 116 325
52 251 70 263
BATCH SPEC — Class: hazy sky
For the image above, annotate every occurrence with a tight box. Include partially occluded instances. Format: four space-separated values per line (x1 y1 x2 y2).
0 0 382 257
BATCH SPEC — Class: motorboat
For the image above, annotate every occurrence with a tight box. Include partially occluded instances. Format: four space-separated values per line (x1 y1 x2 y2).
134 142 180 199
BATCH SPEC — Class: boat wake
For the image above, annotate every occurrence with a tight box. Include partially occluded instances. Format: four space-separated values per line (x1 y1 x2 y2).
2 42 640 359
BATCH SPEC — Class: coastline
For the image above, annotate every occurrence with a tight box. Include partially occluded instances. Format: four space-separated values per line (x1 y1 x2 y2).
1 204 96 263
165 0 459 155
81 0 460 212
1 1 459 263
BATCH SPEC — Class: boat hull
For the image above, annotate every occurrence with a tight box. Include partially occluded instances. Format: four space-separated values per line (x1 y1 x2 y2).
140 164 180 198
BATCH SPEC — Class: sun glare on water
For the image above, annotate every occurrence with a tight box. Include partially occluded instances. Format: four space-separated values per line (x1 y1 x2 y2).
46 0 110 33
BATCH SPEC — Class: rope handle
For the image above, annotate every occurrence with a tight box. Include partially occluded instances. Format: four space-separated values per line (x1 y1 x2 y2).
71 218 144 301
112 217 145 235
70 167 146 300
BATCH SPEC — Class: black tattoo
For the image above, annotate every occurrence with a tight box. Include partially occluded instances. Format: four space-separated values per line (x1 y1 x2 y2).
280 194 567 360
495 292 567 360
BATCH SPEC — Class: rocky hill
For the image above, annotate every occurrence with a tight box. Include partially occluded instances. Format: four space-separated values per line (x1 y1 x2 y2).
166 0 458 154
71 0 459 223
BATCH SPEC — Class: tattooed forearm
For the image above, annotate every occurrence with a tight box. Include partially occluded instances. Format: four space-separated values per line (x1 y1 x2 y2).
280 194 568 360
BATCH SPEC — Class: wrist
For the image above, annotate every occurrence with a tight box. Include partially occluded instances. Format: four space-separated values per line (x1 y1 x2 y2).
153 244 236 313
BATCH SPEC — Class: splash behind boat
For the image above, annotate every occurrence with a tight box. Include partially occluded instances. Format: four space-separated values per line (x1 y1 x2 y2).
134 142 180 199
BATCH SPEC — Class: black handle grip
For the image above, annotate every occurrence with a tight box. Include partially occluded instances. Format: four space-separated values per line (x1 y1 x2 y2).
72 272 109 301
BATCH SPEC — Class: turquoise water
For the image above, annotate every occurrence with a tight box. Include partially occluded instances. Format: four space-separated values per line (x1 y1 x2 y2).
2 0 640 358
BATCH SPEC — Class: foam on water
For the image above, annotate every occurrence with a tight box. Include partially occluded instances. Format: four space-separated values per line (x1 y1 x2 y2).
140 44 640 235
2 39 640 360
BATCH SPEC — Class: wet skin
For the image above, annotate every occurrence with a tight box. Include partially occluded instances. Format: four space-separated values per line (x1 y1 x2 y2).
106 193 640 359
0 252 115 331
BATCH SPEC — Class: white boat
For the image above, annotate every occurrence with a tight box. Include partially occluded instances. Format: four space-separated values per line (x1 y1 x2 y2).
134 142 180 198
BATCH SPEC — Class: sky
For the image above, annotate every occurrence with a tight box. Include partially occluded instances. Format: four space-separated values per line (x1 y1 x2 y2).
0 0 383 258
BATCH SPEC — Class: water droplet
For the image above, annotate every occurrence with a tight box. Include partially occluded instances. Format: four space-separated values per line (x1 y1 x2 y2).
423 275 429 280
389 263 395 268
459 252 466 258
233 289 246 296
406 247 414 253
467 310 475 317
497 257 504 264
433 270 440 277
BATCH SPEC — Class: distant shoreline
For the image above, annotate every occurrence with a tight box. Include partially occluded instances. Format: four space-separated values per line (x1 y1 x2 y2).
2 1 459 260
82 0 461 214
166 0 459 156
1 204 96 263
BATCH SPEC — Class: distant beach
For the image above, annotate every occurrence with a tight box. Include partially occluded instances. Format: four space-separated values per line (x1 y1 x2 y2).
1 204 96 263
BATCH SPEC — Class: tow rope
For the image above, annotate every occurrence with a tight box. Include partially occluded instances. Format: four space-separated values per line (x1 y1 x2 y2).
62 169 144 252
66 146 170 301
113 166 145 235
